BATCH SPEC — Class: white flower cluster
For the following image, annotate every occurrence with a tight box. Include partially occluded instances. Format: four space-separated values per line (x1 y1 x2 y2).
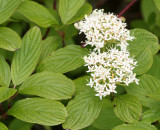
84 49 139 99
74 9 134 52
75 9 139 99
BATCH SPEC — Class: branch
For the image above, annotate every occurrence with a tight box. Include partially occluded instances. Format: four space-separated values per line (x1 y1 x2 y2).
118 0 137 18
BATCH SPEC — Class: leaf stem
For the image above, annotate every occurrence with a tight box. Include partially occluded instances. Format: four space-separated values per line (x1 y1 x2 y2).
0 103 5 115
42 28 50 40
13 85 16 89
118 0 137 18
110 92 115 101
58 31 66 47
53 0 57 10
81 43 86 48
0 103 7 120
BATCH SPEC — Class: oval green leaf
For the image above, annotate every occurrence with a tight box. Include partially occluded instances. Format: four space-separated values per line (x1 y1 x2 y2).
126 74 160 108
92 99 123 130
128 29 159 56
113 94 142 123
154 0 160 11
0 122 8 130
9 119 33 130
19 72 75 100
134 47 153 75
7 98 67 126
147 55 160 80
0 55 11 87
59 0 85 24
0 87 16 103
37 45 89 74
63 93 102 130
141 107 160 124
39 36 62 62
141 0 157 22
11 26 42 86
67 3 92 24
0 0 22 24
17 1 58 28
0 27 22 51
63 76 103 130
113 123 157 130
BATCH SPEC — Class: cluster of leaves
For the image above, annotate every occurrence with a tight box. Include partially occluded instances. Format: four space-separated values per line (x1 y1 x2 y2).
0 0 160 130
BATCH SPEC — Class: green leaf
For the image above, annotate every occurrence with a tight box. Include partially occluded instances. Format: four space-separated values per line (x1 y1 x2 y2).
39 36 62 62
147 89 160 100
92 99 123 130
141 0 157 22
154 0 160 11
64 24 78 45
130 20 149 29
73 76 91 95
59 0 85 24
147 55 160 80
82 126 99 130
113 94 142 123
0 87 16 103
62 76 103 130
63 93 102 129
112 123 157 130
134 48 153 75
0 49 13 61
156 12 160 28
7 98 67 126
44 0 54 9
125 74 160 108
11 26 42 86
0 122 8 130
65 25 78 40
0 55 11 87
19 72 75 100
8 22 25 37
128 29 159 56
141 107 160 124
9 119 33 130
17 1 58 28
67 3 92 24
37 45 89 74
0 27 22 51
0 0 22 24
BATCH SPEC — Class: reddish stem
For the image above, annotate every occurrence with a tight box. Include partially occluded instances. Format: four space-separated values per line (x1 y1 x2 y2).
57 31 66 47
81 43 86 48
8 92 18 109
0 103 7 120
0 103 5 115
53 0 57 10
42 28 50 40
118 0 137 18
94 0 109 9
42 0 57 40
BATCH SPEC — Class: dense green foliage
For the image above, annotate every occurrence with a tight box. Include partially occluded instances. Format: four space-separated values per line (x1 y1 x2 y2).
0 0 160 130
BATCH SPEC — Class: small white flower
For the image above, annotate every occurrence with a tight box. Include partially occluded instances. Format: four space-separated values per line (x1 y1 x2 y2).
86 78 94 88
